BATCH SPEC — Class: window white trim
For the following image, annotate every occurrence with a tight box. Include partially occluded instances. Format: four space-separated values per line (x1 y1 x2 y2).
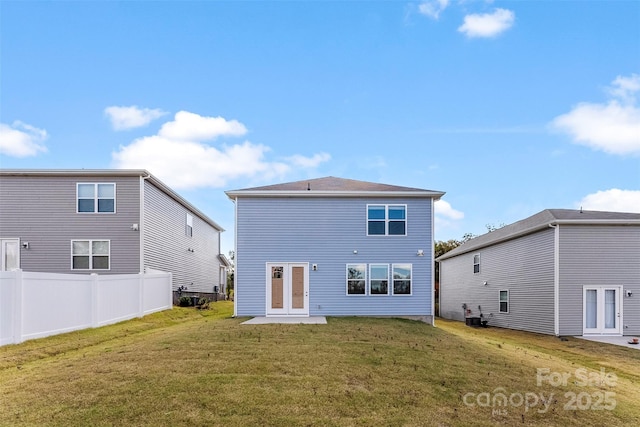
71 239 111 270
77 183 116 214
392 263 412 296
499 290 509 313
473 254 480 274
346 264 367 295
366 204 407 236
369 263 390 296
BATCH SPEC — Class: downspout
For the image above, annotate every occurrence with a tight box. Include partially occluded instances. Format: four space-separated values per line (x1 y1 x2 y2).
549 223 560 336
431 198 436 327
140 173 152 274
232 196 238 318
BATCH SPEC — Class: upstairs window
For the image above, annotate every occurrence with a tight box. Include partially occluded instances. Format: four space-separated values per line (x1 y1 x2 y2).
186 213 194 237
473 254 480 274
77 183 115 213
72 240 110 270
367 205 406 236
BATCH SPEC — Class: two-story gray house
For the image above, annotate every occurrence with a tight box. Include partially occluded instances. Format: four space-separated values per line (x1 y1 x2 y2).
225 177 445 321
0 169 228 299
437 209 640 337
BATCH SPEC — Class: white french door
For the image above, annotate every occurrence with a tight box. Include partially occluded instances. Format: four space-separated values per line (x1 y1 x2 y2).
1 239 20 271
266 263 309 316
583 286 622 335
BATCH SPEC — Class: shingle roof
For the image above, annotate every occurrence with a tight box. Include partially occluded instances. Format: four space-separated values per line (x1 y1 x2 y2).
437 209 640 261
226 176 445 198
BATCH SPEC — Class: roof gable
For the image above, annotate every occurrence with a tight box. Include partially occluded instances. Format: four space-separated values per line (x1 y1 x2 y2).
437 209 640 261
226 176 445 199
0 169 224 231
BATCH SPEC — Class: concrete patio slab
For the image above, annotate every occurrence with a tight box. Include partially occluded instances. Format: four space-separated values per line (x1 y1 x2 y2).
241 316 327 325
576 335 640 350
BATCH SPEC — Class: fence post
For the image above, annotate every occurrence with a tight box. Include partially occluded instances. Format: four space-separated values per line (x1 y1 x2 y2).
138 272 144 318
91 274 99 327
168 272 173 309
12 269 23 344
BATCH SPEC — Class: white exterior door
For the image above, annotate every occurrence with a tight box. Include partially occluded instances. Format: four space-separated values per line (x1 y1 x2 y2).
1 239 20 271
266 263 309 316
583 286 622 335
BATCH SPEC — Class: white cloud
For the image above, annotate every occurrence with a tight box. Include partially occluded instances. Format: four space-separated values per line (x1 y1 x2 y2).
608 74 640 104
112 111 330 190
418 0 449 20
434 199 465 238
577 189 640 214
458 8 515 38
435 199 464 220
104 105 168 130
285 152 332 168
158 111 247 141
551 74 640 156
0 121 48 158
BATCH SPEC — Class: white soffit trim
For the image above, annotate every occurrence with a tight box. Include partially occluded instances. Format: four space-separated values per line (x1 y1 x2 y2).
225 190 445 199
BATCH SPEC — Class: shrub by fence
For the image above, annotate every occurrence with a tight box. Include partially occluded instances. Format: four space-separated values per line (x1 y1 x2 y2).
0 269 172 346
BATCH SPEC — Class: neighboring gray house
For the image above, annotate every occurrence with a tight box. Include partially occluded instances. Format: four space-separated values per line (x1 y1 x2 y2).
437 209 640 337
225 176 445 321
0 169 227 299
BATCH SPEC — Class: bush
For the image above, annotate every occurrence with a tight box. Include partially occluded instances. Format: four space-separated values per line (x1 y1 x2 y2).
178 296 192 307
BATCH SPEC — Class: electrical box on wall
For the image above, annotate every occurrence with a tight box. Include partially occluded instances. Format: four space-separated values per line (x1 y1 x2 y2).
312 264 318 271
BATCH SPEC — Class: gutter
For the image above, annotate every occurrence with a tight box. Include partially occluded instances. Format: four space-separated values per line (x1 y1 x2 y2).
437 218 640 262
0 169 224 232
225 190 445 199
140 173 152 274
231 196 238 318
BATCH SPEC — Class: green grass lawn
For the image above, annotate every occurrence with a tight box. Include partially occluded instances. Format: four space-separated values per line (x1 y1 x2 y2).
1 301 639 426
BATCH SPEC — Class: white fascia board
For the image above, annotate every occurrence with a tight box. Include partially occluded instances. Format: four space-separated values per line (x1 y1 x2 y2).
552 219 640 226
1 169 225 232
225 190 446 199
437 219 640 262
0 169 150 178
436 224 551 261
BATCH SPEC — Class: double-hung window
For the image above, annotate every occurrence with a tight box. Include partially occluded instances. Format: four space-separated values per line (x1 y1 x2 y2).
367 204 406 236
369 264 389 295
499 290 509 313
346 264 366 295
72 240 110 270
186 213 194 237
473 254 480 274
77 183 115 213
392 264 412 295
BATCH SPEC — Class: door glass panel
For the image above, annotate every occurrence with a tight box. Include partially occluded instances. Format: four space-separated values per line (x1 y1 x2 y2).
585 290 597 329
605 290 616 329
271 267 283 309
291 266 304 309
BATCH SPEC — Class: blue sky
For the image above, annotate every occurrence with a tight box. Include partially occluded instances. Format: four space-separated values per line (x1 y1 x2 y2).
1 0 639 256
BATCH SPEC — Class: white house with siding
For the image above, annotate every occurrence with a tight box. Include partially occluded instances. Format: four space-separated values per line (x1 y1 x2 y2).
226 176 445 321
0 169 227 299
437 209 640 337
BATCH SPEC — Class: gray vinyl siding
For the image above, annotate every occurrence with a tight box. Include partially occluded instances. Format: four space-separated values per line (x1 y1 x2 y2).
558 225 640 336
0 175 140 274
440 228 555 335
143 180 220 293
235 196 434 317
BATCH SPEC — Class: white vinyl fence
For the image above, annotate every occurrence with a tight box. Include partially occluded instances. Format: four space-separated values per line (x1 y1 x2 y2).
0 269 172 346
